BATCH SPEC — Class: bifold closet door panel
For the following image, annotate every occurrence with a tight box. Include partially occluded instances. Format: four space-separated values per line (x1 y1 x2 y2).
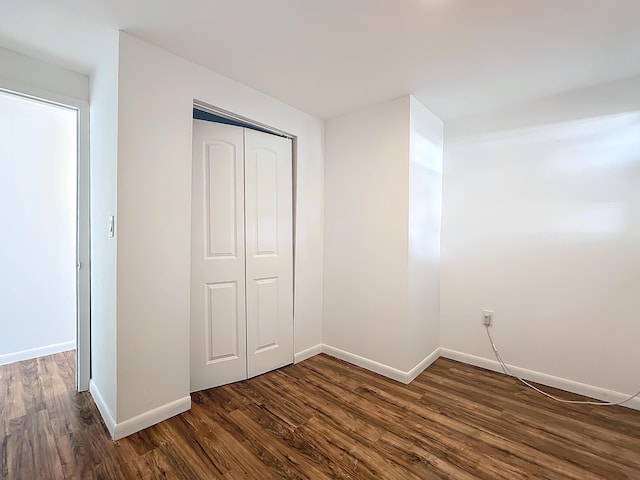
190 120 248 392
244 129 294 378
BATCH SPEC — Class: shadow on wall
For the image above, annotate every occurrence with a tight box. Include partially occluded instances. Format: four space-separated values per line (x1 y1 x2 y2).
441 109 640 394
446 111 640 243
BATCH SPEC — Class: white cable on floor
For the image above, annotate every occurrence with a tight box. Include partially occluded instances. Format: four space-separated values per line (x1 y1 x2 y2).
485 326 640 406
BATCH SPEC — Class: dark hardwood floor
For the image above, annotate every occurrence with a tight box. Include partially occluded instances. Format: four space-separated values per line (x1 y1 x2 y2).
2 351 640 479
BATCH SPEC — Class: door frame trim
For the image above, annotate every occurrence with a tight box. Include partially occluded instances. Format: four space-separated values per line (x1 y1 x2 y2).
193 100 294 139
0 81 91 391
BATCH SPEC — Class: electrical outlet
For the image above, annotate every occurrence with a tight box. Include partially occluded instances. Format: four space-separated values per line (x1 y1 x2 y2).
482 310 493 326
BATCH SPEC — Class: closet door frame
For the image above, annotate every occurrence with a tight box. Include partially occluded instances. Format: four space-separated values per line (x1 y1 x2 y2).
190 101 296 392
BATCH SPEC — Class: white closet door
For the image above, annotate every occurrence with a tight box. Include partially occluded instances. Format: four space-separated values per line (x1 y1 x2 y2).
244 129 294 378
191 120 247 392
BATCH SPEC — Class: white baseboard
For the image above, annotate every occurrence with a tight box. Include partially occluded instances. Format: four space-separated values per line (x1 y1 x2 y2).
89 379 117 438
90 380 191 440
322 344 440 384
113 396 191 440
440 348 640 411
87 344 639 441
0 341 75 366
294 344 323 363
406 348 441 383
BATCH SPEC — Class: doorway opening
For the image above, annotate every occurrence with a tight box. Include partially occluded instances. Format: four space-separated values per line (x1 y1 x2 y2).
0 88 90 391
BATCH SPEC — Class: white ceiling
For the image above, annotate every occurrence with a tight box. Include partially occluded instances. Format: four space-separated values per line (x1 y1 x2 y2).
1 0 640 120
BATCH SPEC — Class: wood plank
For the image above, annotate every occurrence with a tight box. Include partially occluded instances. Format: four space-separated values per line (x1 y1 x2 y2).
374 431 480 480
186 401 271 479
0 416 6 479
295 360 541 478
227 407 332 479
242 401 364 479
16 359 45 416
161 412 234 479
1 363 26 422
420 363 640 455
298 414 422 479
5 410 63 480
120 447 182 480
2 352 640 478
57 432 95 479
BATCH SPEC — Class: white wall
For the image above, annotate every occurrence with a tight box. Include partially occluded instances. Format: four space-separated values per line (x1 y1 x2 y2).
323 96 443 376
408 97 443 369
0 92 77 363
113 32 324 436
0 46 88 102
88 33 119 423
441 76 640 400
323 96 411 371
